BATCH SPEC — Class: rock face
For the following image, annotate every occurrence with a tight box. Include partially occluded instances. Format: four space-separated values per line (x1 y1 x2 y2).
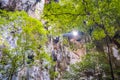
0 0 45 19
45 36 86 80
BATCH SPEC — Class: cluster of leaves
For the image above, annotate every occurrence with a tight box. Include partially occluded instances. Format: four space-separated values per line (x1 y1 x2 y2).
43 0 120 40
63 52 111 80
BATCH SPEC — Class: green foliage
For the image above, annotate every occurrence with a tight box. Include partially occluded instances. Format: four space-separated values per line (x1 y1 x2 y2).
0 10 50 79
43 0 84 35
43 0 120 40
63 52 110 80
86 42 95 50
92 28 106 40
49 68 58 80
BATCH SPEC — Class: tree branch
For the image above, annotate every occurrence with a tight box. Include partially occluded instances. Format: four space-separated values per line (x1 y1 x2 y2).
44 13 87 17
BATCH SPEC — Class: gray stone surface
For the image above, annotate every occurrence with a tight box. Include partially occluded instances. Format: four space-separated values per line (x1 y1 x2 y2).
0 0 45 19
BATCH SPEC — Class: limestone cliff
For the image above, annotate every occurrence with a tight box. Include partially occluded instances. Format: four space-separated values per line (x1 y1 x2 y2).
0 0 45 19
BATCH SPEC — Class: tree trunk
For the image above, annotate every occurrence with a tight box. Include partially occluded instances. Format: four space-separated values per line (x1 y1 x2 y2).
106 36 115 80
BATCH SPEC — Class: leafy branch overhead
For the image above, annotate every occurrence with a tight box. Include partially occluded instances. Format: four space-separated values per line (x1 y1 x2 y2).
43 0 120 41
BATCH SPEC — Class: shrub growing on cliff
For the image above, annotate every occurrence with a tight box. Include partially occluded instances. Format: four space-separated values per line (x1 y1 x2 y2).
0 10 51 79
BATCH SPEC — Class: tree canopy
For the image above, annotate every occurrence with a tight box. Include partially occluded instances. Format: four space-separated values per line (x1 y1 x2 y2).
43 0 120 41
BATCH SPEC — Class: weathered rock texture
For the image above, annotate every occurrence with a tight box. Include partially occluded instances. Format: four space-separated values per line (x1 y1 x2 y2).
0 0 45 19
